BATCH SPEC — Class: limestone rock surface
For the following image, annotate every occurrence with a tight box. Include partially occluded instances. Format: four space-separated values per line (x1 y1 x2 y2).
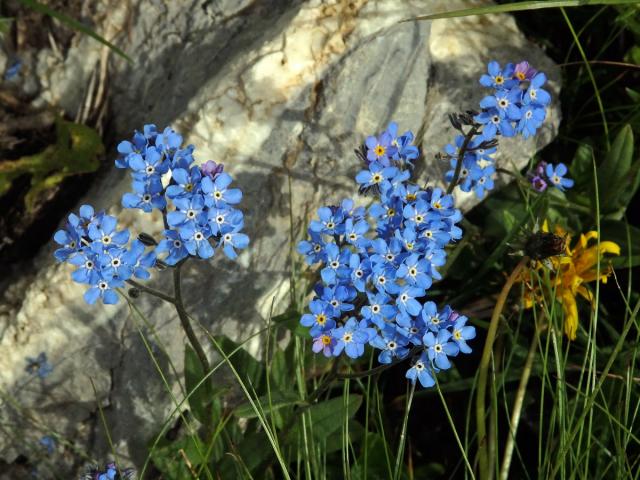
0 0 560 476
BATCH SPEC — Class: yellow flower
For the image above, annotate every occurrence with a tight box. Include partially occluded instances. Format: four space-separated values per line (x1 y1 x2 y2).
520 222 620 340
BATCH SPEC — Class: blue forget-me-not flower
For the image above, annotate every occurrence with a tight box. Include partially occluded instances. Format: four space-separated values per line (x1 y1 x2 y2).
298 122 476 388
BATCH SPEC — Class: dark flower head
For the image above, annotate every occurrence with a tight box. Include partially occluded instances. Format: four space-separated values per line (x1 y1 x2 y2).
524 231 567 261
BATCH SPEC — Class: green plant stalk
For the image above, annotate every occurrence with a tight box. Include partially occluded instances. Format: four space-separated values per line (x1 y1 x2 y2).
435 375 476 479
499 325 540 480
561 7 609 148
476 256 529 480
394 382 416 480
487 333 505 479
16 0 131 61
199 320 292 480
406 0 640 23
549 297 640 478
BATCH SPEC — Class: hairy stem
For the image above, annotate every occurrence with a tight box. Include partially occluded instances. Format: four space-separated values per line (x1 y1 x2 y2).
446 125 479 195
173 264 211 375
125 279 176 304
476 257 528 480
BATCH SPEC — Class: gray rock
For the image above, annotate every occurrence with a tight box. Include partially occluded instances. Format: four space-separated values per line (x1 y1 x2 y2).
0 0 560 475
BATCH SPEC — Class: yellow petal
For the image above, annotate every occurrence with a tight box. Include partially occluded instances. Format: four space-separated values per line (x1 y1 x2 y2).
561 291 579 340
542 219 550 233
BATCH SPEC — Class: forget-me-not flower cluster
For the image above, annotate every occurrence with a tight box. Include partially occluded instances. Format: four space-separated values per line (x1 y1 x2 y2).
442 60 552 199
81 462 135 480
527 160 574 192
53 204 156 305
298 122 476 388
54 124 249 305
116 125 249 262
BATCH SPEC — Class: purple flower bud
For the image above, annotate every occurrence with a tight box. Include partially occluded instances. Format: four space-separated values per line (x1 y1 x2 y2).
514 61 537 81
533 160 548 177
531 175 548 192
201 160 224 179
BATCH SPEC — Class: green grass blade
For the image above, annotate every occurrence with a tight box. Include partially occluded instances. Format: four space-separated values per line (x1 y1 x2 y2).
16 0 132 62
405 1 640 22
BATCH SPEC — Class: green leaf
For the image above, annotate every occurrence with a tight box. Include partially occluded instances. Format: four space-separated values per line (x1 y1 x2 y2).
270 347 289 392
597 124 634 213
16 0 131 62
405 0 640 22
625 45 640 65
626 87 640 103
273 308 308 338
351 433 394 480
184 345 214 424
0 17 12 36
0 118 103 211
217 429 275 478
569 142 595 189
150 435 206 479
288 394 363 443
212 335 266 392
234 390 301 419
600 220 640 268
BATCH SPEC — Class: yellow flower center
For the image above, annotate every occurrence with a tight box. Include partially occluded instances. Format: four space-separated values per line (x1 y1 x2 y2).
321 335 332 345
374 145 386 156
495 75 504 84
317 314 326 325
516 72 526 80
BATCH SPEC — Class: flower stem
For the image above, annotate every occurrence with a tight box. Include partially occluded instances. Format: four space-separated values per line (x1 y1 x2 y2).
476 256 528 480
499 323 539 480
446 125 479 195
125 279 176 304
173 263 211 375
